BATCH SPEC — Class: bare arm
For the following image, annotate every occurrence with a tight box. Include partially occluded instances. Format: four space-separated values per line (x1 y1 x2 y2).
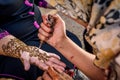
54 36 107 80
38 15 107 80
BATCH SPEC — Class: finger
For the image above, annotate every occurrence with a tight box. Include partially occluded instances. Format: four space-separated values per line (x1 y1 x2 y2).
38 32 48 41
22 58 30 71
30 57 48 70
53 67 64 73
39 28 52 38
48 53 61 59
47 67 60 80
48 53 66 67
42 15 51 26
45 60 65 72
42 71 52 80
36 76 42 80
38 62 48 70
38 29 51 38
52 14 63 22
52 64 65 73
40 23 53 33
37 62 48 70
20 52 30 71
42 15 47 23
48 56 66 67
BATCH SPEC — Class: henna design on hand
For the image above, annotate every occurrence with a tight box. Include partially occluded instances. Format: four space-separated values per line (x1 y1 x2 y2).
2 38 28 58
28 46 51 62
2 38 50 63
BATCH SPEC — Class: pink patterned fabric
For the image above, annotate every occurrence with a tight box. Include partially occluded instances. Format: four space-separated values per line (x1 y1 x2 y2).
24 0 33 7
0 31 9 39
28 11 35 15
34 21 40 29
24 0 40 29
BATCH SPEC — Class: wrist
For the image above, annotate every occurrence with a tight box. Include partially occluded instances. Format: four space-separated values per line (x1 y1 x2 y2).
52 35 69 49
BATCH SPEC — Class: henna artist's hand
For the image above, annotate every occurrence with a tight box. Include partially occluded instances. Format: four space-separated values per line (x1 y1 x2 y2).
21 46 66 72
36 67 73 80
38 14 67 47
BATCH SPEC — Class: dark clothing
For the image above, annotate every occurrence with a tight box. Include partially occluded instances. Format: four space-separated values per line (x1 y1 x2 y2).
0 0 82 80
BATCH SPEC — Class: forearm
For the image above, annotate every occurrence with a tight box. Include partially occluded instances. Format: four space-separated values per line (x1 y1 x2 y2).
0 34 29 58
53 36 106 80
0 33 49 62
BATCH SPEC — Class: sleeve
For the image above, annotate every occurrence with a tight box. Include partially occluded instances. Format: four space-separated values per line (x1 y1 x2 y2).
0 0 22 16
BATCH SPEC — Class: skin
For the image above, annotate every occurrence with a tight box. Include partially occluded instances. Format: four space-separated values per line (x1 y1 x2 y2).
37 67 73 80
0 34 66 72
38 14 107 80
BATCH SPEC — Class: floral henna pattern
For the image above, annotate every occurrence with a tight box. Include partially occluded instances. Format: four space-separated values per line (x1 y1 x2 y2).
2 38 50 62
28 46 50 62
2 38 29 58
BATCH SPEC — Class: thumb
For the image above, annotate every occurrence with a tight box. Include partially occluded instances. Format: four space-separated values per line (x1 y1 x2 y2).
20 51 31 71
23 59 30 71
